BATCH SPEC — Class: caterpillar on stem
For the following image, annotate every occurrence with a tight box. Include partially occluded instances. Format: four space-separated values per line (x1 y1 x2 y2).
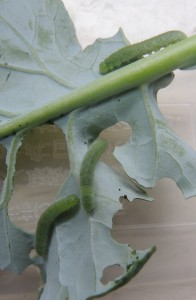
99 30 187 74
35 194 80 257
80 138 108 214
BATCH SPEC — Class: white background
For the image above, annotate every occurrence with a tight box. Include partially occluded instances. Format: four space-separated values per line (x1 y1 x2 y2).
63 0 196 48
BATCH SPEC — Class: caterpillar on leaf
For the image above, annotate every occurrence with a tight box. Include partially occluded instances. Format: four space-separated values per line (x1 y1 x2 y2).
99 30 187 74
35 194 80 256
80 138 108 214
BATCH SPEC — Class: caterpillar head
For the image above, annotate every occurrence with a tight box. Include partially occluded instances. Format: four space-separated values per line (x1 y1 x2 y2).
99 61 110 74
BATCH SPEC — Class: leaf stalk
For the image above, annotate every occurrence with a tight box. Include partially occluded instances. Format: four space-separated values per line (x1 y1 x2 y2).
0 35 196 138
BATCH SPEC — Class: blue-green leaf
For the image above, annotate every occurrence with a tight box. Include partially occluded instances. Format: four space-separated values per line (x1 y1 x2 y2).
0 1 196 300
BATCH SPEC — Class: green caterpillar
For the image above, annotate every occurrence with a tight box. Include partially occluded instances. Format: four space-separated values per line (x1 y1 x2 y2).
35 194 80 256
99 30 187 74
80 138 108 214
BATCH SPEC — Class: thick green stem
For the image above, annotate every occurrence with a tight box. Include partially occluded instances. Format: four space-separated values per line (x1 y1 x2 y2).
0 35 196 139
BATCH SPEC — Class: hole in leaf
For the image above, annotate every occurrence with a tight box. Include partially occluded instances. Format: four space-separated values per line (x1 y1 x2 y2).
8 124 69 233
0 269 16 286
99 121 132 175
100 121 132 146
101 264 124 285
0 266 40 297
